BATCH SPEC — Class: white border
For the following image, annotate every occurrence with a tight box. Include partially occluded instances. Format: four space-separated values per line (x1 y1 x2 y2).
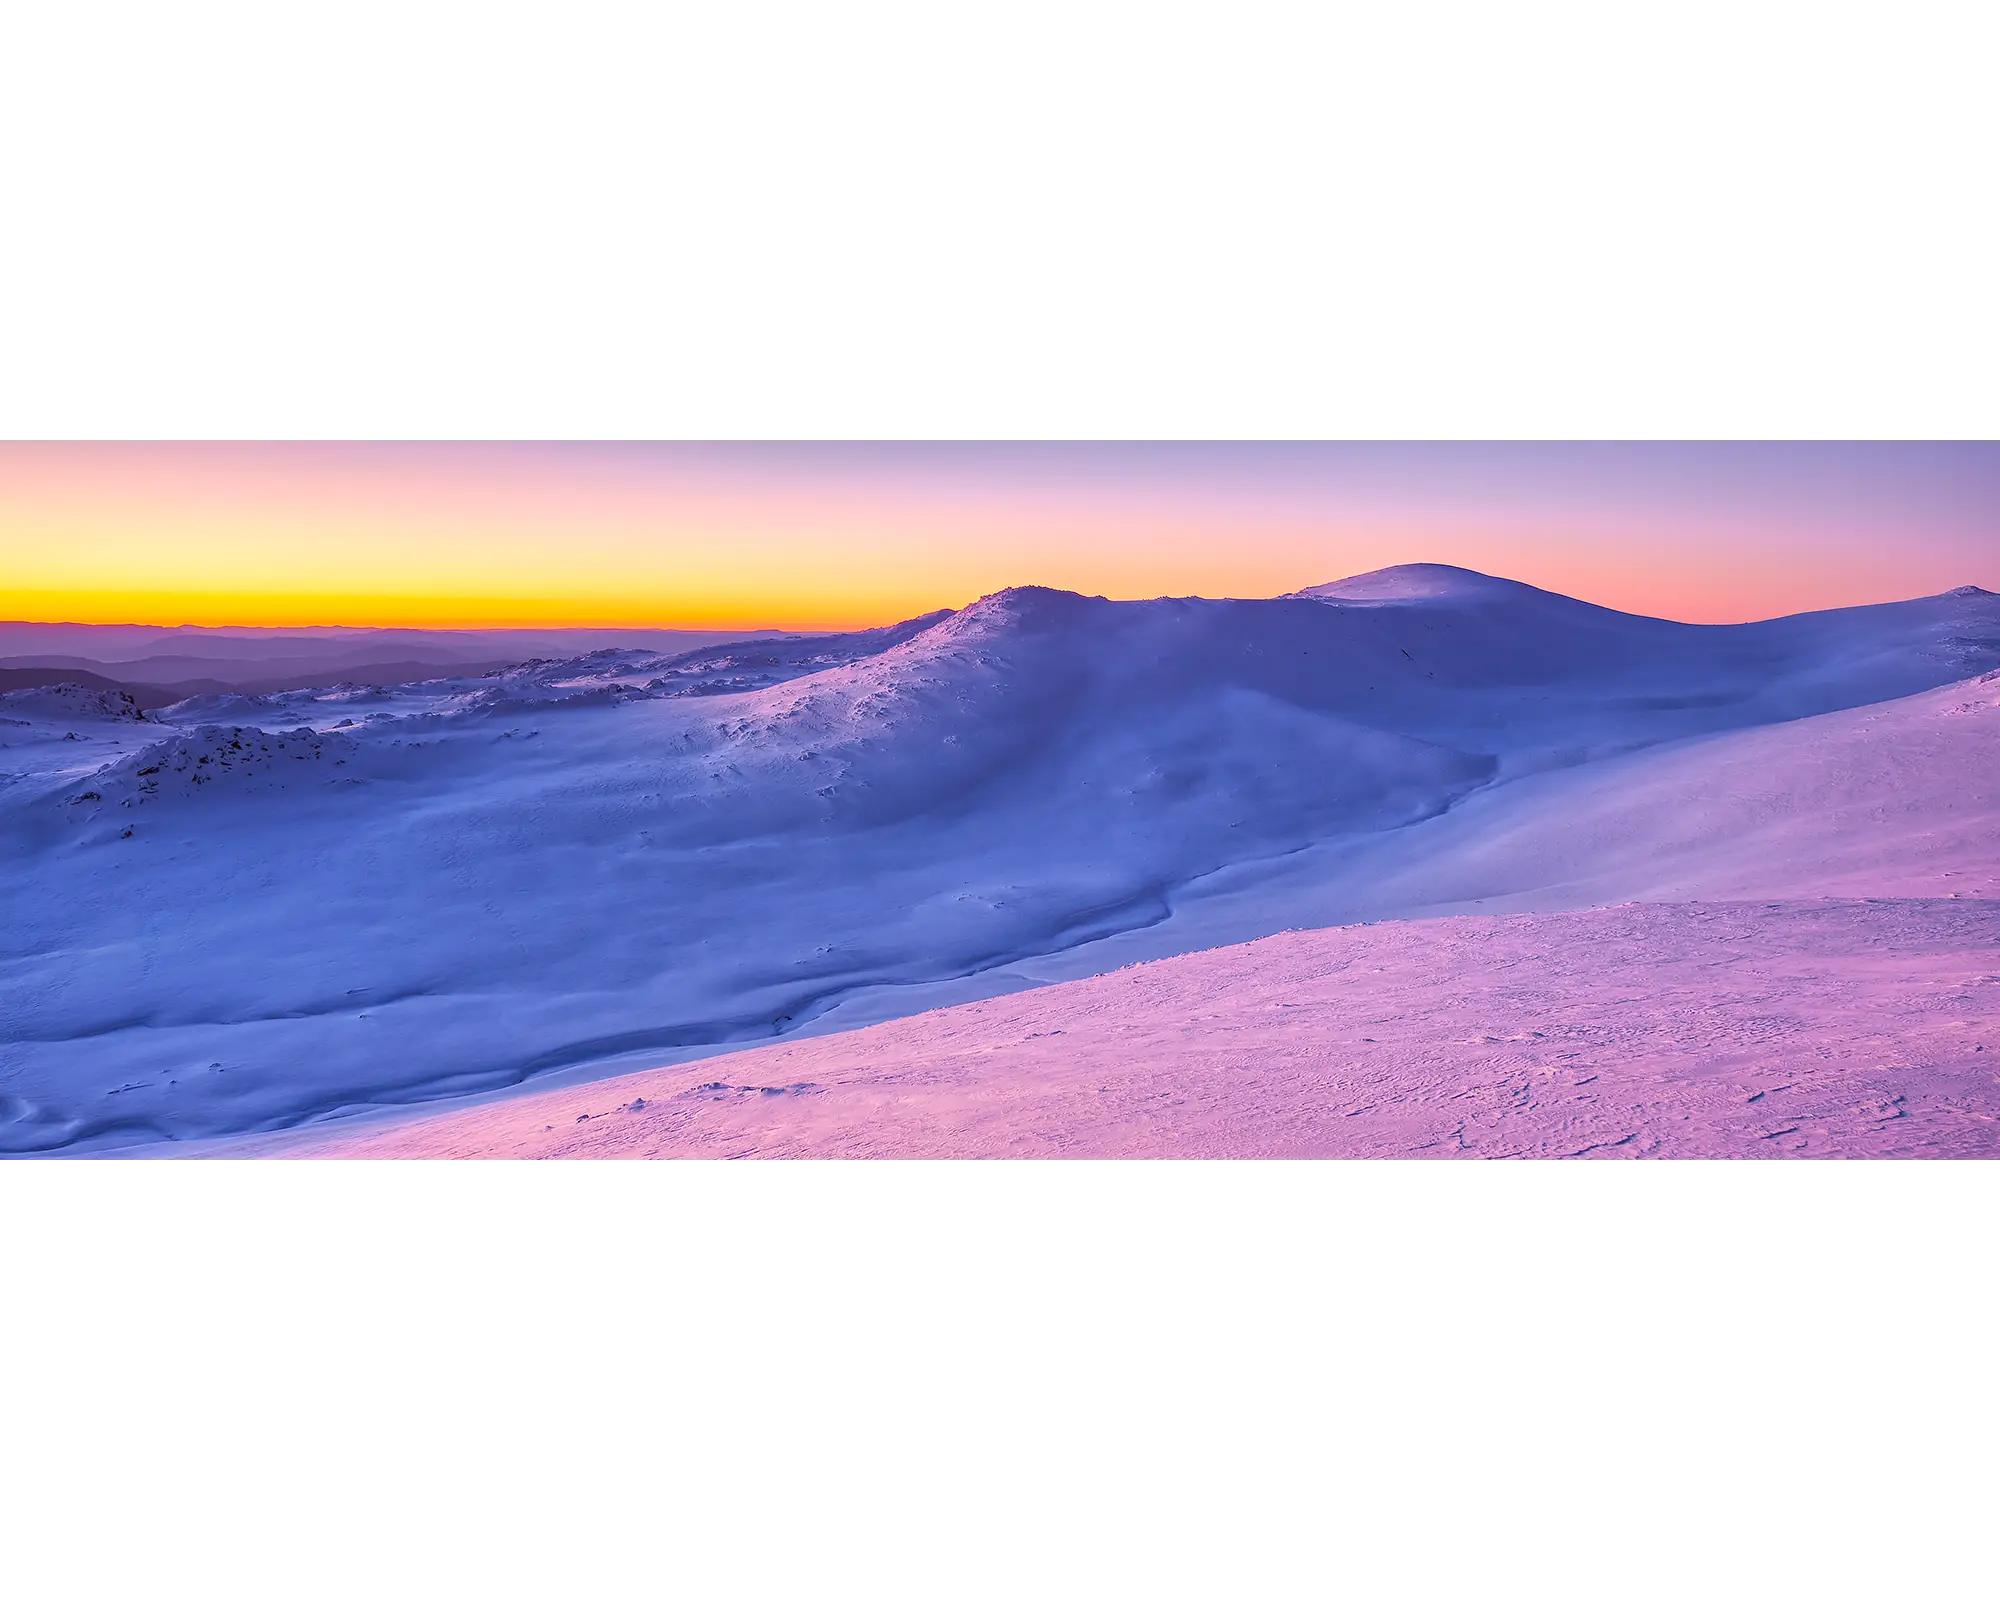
5 1162 1995 1596
4 3 1995 438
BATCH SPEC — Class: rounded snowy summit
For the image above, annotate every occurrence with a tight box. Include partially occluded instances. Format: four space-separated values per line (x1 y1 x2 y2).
1292 563 1546 605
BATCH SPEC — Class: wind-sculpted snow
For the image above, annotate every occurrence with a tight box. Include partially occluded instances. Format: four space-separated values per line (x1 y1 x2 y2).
84 726 364 806
153 691 305 726
0 682 149 721
3 566 1999 1155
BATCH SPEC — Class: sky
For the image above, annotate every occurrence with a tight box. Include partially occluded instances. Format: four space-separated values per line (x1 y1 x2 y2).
2 443 1995 630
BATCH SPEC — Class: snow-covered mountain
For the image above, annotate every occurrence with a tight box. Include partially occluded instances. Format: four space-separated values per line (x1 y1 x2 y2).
3 565 1997 1155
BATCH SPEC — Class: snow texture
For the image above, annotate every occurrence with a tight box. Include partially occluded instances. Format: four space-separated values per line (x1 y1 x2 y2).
279 899 2000 1160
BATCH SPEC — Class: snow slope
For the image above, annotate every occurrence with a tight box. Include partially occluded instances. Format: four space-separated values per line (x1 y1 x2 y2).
274 898 2000 1160
1035 663 2000 968
3 566 1997 1155
266 662 2000 1159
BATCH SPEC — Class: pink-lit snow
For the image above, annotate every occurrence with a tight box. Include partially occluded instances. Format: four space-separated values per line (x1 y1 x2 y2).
277 898 2000 1160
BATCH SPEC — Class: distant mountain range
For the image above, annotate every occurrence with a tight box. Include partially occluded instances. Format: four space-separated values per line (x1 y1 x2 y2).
0 622 788 703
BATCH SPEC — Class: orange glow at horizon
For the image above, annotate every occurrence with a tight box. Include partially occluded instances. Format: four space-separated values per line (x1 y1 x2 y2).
4 443 1994 632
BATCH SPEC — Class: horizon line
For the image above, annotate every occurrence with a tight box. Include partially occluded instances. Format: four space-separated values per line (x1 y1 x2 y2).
2 564 1991 635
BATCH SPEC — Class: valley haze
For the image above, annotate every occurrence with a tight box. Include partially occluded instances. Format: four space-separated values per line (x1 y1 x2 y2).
2 564 1996 1159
